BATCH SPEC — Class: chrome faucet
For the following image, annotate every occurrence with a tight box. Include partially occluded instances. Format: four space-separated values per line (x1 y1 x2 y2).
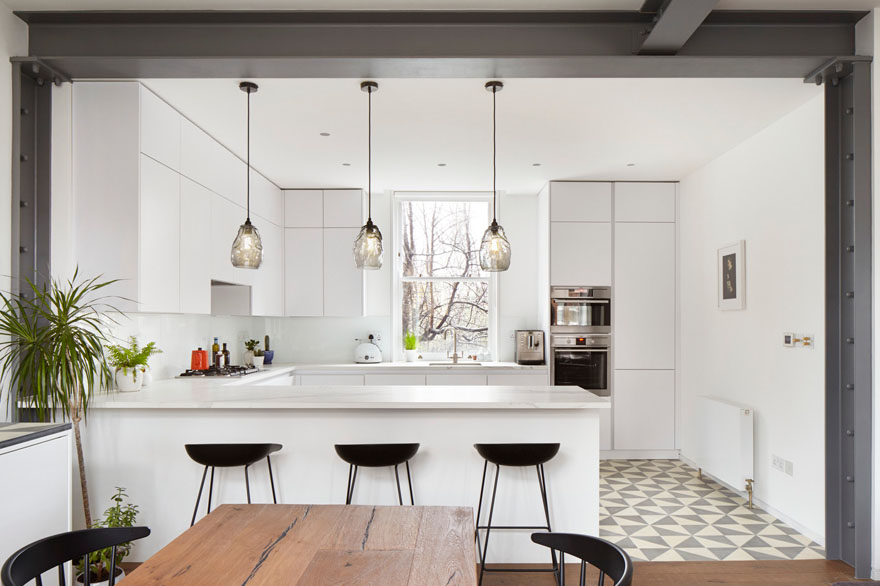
442 327 461 364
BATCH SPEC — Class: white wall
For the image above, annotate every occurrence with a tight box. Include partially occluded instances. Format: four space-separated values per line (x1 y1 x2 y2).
678 94 825 541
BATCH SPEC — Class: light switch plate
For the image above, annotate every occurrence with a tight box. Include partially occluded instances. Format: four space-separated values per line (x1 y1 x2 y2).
783 333 796 348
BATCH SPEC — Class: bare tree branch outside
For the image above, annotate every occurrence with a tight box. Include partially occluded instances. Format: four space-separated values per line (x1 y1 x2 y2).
400 199 491 356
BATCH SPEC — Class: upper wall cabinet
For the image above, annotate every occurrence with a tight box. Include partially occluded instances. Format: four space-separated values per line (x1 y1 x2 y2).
550 222 612 286
614 183 676 222
323 190 364 228
549 182 612 222
139 89 181 172
180 120 247 209
139 155 181 313
285 190 323 227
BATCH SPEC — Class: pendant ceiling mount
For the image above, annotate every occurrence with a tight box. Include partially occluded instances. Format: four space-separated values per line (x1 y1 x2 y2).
230 80 264 270
479 80 511 272
353 80 384 270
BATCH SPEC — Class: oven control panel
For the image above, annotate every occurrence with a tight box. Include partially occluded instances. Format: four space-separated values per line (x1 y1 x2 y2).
551 334 609 348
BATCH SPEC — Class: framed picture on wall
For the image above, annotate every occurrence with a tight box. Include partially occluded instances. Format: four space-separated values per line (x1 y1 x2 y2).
718 240 746 310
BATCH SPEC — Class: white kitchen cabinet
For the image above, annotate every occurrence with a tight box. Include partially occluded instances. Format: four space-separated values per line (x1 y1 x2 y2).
299 374 365 386
323 228 365 317
365 374 427 386
139 155 180 313
613 370 675 450
251 217 284 316
487 373 549 386
251 174 283 226
549 182 612 223
426 374 488 386
323 189 364 228
614 182 676 223
139 86 181 172
181 119 247 209
550 222 612 286
285 228 323 316
179 178 213 314
614 222 675 370
599 408 612 451
285 189 324 227
210 193 248 285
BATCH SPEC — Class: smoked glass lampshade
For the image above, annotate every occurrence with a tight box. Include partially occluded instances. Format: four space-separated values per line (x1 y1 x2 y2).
479 220 511 272
353 219 383 270
230 219 263 269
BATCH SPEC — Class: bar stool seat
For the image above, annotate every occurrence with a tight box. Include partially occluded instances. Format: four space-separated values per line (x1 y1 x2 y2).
474 442 560 467
185 443 282 526
334 443 419 505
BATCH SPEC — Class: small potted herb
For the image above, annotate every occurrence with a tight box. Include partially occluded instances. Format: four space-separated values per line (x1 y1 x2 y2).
404 331 419 362
106 337 161 392
244 339 260 367
76 487 140 585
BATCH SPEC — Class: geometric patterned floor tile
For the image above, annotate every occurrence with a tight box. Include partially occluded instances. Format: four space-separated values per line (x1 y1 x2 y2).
600 459 826 562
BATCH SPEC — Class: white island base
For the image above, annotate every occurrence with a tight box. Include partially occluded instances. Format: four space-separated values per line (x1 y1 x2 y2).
83 384 608 564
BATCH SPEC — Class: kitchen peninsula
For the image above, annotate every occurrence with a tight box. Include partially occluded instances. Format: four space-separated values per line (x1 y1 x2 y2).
83 371 607 564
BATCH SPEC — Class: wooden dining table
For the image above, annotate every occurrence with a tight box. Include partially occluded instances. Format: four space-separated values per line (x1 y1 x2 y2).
122 504 477 585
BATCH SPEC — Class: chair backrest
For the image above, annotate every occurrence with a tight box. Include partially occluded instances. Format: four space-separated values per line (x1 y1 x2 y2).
2 527 151 586
532 532 633 586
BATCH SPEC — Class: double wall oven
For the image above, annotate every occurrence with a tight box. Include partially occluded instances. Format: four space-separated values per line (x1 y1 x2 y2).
550 287 611 396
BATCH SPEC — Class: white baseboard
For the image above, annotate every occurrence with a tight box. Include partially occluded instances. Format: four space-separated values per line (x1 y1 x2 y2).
678 454 825 547
601 449 681 460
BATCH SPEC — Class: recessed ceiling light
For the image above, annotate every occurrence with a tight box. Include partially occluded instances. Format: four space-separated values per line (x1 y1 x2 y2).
342 163 351 166
437 163 447 167
320 132 331 137
626 163 636 167
532 163 542 167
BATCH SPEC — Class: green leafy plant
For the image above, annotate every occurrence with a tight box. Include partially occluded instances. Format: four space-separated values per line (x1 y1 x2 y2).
254 348 265 357
244 339 260 351
0 270 123 527
106 337 161 381
404 331 418 351
76 487 139 583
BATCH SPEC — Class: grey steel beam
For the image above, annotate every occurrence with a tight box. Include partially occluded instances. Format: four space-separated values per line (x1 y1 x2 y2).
638 0 719 55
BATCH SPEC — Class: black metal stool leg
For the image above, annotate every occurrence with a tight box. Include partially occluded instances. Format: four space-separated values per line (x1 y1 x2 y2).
475 459 488 543
405 460 415 505
206 467 215 514
394 465 404 505
191 465 208 526
478 464 500 586
346 464 353 504
245 465 252 504
267 456 277 504
537 464 560 585
346 465 359 505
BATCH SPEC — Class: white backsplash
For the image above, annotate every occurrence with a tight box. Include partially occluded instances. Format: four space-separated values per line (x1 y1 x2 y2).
108 313 391 381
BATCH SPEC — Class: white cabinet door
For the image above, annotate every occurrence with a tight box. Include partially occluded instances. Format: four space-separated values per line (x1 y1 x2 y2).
599 407 612 451
139 86 181 171
487 373 549 386
285 189 323 227
139 155 180 313
549 182 612 222
181 119 247 208
285 228 323 316
323 189 363 228
251 218 284 316
614 222 675 369
299 374 365 386
614 182 676 223
179 177 212 314
251 174 283 226
425 374 487 386
613 370 675 450
210 193 247 285
364 374 427 386
323 228 365 316
550 222 612 286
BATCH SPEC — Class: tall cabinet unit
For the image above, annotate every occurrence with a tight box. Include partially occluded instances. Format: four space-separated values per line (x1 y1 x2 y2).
284 189 365 317
72 82 284 316
548 182 613 287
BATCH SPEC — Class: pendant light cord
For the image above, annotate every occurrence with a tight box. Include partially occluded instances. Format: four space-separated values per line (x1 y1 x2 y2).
492 84 497 223
246 86 251 222
367 86 372 223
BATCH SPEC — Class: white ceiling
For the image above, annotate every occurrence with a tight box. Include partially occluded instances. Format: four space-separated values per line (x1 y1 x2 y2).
140 78 820 195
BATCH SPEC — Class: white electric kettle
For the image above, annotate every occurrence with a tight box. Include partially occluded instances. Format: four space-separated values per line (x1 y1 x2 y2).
354 334 382 364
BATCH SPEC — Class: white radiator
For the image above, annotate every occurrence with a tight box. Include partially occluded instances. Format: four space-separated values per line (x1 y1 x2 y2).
695 396 754 492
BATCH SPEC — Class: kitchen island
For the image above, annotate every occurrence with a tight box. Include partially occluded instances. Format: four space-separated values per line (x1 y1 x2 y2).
83 373 608 563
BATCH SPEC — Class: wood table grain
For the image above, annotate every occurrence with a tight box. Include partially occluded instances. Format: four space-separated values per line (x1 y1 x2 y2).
124 504 477 585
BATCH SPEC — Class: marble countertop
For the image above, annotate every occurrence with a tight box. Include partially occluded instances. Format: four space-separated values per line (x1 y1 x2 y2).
0 422 71 450
285 361 548 373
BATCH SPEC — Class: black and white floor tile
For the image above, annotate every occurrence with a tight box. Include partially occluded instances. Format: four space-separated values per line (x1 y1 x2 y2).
599 459 825 562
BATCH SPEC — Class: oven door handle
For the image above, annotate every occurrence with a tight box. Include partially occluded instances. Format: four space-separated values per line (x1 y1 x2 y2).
553 348 609 353
551 299 610 304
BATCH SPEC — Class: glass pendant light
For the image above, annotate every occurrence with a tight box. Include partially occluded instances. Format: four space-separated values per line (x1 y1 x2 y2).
479 80 511 272
353 81 384 270
231 81 263 270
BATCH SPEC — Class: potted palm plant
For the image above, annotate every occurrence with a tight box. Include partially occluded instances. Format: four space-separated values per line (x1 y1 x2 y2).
0 270 121 528
404 331 419 362
106 337 161 392
76 487 140 585
244 339 260 367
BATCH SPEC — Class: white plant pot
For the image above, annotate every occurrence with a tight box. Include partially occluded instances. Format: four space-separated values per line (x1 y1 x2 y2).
405 350 419 362
244 350 255 366
253 355 265 370
115 369 143 393
77 567 125 585
141 367 153 387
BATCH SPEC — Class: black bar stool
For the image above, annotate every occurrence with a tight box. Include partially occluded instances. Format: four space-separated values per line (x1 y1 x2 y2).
334 443 419 505
473 442 561 586
185 443 282 526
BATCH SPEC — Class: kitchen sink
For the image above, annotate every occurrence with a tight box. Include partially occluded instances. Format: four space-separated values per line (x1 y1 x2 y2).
428 362 483 366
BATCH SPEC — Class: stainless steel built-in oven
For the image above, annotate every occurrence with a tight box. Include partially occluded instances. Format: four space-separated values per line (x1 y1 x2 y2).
551 334 610 396
550 287 611 334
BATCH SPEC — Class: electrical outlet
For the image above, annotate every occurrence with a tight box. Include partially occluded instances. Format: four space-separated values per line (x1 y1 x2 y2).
771 455 785 472
784 460 794 476
783 333 796 348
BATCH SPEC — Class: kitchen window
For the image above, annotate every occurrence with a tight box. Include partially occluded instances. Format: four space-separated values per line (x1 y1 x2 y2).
394 193 498 360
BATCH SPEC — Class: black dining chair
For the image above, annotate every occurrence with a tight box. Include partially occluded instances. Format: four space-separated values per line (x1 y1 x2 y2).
1 526 151 586
531 532 633 586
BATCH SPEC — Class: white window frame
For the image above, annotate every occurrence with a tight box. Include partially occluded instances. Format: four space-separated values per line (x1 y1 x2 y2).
392 191 500 362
